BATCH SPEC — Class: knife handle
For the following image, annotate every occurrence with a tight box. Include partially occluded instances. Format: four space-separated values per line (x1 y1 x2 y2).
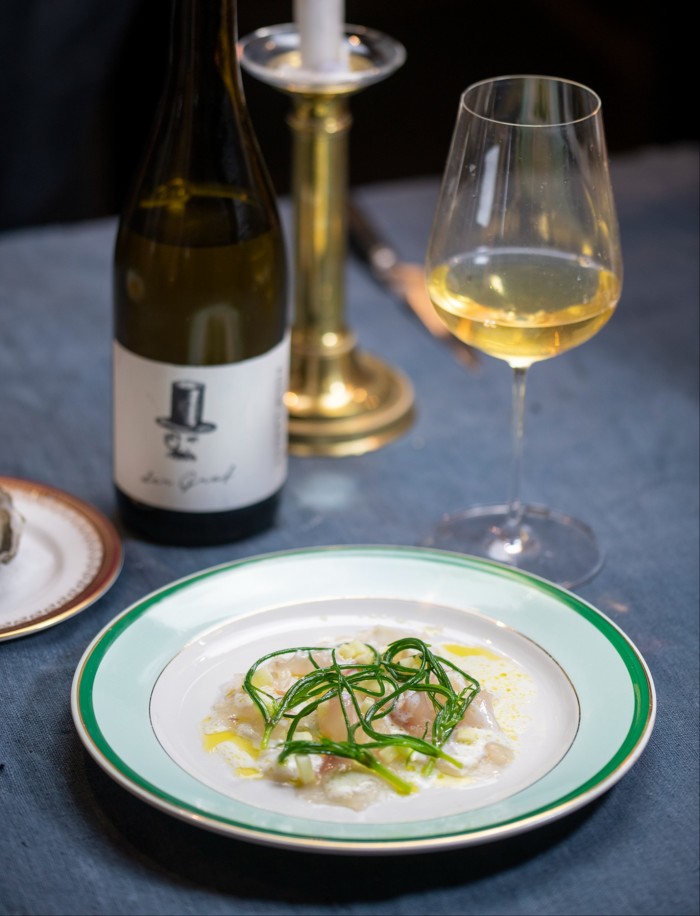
347 197 480 371
347 198 399 277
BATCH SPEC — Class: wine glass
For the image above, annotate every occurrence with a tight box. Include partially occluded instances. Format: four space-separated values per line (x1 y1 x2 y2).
424 75 623 588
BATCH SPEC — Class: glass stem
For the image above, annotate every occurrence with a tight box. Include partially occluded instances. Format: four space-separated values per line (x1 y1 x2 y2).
504 367 528 546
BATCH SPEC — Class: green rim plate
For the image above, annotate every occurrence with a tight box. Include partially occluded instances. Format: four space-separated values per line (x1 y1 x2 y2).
70 545 655 854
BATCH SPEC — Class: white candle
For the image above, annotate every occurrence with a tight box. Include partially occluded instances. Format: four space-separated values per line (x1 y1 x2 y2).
294 0 348 72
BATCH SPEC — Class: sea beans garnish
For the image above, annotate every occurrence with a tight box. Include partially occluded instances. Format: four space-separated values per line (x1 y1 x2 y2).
242 637 480 795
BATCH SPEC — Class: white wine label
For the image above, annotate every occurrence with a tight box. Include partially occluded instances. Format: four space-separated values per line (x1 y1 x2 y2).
113 336 289 512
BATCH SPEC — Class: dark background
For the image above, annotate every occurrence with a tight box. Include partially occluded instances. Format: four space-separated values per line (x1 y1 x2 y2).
0 0 694 232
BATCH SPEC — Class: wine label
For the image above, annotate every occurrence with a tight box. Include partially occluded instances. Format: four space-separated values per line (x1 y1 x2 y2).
113 336 289 512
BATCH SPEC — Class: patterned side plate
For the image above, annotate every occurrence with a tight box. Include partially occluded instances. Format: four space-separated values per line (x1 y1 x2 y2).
0 476 122 641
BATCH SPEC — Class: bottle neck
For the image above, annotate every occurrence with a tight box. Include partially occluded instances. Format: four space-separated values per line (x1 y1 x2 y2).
119 0 279 240
168 0 241 95
148 0 251 185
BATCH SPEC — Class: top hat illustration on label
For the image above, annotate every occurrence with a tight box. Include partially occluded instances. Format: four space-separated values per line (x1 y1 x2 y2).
157 381 217 434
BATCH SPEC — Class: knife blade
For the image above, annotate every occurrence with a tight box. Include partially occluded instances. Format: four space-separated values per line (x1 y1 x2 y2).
347 197 479 371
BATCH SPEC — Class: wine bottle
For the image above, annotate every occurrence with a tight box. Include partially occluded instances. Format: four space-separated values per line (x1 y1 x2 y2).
112 0 289 546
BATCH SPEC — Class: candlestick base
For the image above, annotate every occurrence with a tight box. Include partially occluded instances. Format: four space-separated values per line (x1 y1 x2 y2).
286 327 414 457
240 24 415 457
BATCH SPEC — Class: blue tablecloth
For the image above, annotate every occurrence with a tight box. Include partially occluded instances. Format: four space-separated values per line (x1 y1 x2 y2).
1 143 698 915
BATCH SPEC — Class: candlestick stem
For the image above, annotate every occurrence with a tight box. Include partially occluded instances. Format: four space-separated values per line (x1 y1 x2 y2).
290 94 349 341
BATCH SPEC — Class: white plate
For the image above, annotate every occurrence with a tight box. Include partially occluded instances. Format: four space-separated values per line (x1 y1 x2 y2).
0 477 122 641
71 546 655 854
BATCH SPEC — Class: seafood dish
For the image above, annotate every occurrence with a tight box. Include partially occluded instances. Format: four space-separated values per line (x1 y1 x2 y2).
203 625 534 810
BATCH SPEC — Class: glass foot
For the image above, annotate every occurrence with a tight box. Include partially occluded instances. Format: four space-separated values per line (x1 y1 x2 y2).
422 503 604 589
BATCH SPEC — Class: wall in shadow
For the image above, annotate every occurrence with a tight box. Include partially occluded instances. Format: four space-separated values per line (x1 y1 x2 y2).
0 0 693 231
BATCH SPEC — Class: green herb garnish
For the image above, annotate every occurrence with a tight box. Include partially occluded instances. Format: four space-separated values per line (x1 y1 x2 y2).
242 637 480 796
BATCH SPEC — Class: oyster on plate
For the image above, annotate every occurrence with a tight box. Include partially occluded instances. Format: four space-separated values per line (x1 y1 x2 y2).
0 485 23 564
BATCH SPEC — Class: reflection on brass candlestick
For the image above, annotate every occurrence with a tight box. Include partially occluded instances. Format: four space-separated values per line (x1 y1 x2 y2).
239 25 415 456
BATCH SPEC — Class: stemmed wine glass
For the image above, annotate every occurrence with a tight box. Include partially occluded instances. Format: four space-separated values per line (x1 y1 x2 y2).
425 75 623 588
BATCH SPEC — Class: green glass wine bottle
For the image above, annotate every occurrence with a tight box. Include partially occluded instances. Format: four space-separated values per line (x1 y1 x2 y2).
113 0 289 545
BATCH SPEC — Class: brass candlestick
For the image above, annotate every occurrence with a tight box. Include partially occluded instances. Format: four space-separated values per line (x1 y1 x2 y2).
239 24 415 457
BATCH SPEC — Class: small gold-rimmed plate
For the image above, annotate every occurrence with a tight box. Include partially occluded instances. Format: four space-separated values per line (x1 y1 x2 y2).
0 476 122 641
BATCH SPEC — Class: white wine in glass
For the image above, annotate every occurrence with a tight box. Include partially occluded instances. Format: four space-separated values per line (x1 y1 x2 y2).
425 75 623 588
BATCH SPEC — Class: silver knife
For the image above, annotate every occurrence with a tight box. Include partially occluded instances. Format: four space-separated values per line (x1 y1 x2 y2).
348 198 479 371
